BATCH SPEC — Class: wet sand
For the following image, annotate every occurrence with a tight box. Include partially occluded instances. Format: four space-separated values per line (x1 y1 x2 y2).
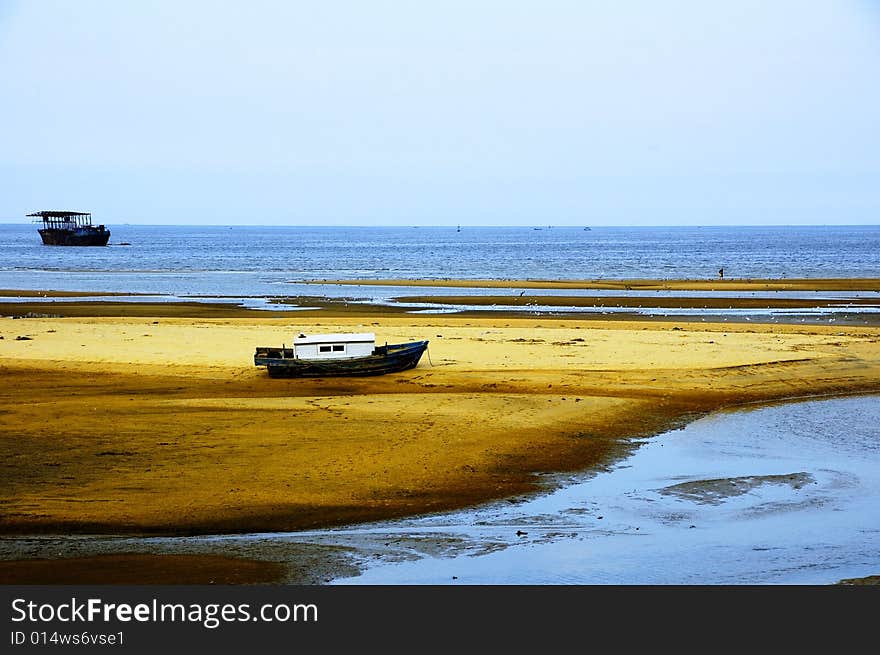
0 290 144 298
2 280 880 583
0 554 287 585
0 300 277 319
307 277 880 292
7 293 880 327
395 294 880 310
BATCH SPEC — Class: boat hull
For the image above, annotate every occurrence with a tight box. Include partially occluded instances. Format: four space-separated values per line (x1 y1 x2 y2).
39 227 110 246
254 340 429 378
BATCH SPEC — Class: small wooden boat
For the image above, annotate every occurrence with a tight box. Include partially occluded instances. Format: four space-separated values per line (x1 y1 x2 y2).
254 332 429 378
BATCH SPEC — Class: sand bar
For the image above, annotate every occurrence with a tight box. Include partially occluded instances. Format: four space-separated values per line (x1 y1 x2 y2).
3 306 880 537
0 290 145 298
394 294 880 309
305 278 880 292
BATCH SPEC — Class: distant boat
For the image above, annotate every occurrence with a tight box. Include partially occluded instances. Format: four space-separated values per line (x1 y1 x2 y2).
254 332 429 378
28 210 110 246
583 227 591 231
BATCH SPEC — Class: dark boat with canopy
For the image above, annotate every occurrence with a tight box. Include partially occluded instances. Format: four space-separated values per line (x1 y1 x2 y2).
29 210 110 246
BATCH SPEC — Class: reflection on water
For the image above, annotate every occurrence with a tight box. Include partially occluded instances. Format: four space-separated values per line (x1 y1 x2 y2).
327 395 880 584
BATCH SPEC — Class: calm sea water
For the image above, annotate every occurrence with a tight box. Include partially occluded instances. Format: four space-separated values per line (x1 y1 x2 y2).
1 224 879 298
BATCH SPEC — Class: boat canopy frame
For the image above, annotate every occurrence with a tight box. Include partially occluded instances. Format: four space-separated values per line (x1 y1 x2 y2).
27 211 96 229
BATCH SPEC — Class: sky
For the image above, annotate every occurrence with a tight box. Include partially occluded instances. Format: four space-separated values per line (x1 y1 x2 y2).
1 0 879 226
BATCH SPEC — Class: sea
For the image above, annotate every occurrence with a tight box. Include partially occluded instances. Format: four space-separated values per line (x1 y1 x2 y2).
2 223 880 319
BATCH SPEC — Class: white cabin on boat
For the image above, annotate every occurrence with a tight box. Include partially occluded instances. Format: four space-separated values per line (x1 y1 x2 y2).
292 332 375 360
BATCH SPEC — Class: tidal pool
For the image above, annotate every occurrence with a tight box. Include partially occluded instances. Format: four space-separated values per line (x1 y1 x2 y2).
325 394 880 584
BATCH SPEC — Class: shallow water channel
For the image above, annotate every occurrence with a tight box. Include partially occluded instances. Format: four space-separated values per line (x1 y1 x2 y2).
321 394 880 584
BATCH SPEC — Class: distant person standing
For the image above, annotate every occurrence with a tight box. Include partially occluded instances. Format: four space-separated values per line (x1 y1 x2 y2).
718 267 724 279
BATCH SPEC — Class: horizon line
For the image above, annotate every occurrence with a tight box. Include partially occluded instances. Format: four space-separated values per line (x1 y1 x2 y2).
2 222 880 228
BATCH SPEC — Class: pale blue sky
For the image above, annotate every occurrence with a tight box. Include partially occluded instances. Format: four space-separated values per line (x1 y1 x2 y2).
1 1 879 225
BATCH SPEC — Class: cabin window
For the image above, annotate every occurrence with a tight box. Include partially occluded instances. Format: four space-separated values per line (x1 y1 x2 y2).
332 344 345 352
319 345 332 353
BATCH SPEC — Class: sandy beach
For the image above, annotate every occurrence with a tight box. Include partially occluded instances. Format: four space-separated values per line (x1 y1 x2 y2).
2 282 880 583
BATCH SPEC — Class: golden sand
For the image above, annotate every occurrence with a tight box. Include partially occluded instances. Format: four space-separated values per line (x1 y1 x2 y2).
2 303 880 537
